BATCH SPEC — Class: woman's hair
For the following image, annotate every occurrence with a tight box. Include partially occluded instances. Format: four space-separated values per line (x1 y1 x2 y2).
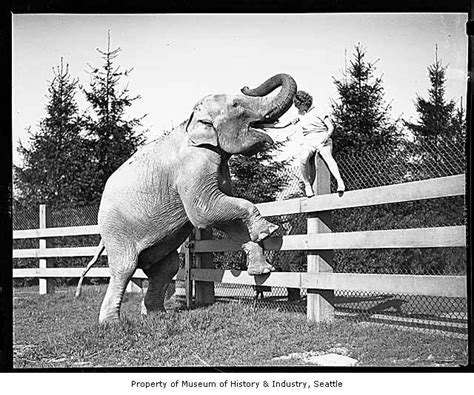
293 90 313 110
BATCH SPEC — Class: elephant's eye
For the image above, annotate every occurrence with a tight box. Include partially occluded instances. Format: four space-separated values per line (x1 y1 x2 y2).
199 120 214 127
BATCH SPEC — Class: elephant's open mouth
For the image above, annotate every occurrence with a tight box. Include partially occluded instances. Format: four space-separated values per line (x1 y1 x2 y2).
240 121 274 156
248 120 269 134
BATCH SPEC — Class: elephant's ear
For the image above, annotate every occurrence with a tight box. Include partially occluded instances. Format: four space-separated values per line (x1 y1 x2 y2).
185 111 218 148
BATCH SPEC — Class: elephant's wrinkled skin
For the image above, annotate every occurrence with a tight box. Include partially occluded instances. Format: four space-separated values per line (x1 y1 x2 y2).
82 74 297 323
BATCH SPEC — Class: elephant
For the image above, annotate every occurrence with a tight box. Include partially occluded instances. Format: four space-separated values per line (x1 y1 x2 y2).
75 73 297 323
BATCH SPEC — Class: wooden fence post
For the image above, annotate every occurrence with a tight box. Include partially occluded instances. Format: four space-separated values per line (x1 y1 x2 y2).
194 228 215 306
39 204 55 295
184 234 194 309
306 155 334 322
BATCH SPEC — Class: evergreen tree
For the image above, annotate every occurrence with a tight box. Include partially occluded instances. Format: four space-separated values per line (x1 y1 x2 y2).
404 48 466 176
14 59 91 207
229 141 290 204
405 49 466 145
330 45 406 276
331 44 402 157
82 32 146 195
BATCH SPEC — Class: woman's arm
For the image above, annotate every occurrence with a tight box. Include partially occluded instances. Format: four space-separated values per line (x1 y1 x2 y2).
262 118 299 129
263 118 301 142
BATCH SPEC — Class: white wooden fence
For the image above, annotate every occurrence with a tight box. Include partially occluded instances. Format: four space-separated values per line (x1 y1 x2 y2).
13 168 466 323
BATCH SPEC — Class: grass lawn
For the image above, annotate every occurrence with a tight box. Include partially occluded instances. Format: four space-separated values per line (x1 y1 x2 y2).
13 285 468 368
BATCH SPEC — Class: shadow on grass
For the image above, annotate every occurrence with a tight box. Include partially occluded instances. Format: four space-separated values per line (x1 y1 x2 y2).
205 291 467 336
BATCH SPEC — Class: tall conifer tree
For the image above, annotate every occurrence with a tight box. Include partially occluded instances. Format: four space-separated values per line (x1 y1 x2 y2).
331 44 401 157
82 32 145 193
405 47 465 147
14 59 91 206
404 46 466 175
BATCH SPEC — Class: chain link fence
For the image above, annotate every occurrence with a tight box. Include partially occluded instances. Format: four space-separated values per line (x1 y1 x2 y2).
13 138 466 336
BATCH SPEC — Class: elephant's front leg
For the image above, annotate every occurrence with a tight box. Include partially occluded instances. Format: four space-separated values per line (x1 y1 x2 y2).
181 184 278 243
215 220 275 275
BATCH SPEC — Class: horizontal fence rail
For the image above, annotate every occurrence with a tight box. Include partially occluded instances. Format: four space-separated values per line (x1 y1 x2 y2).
190 270 466 298
13 244 188 259
13 267 186 281
13 224 99 240
13 226 466 258
13 246 105 259
257 174 465 217
13 266 465 298
194 226 466 252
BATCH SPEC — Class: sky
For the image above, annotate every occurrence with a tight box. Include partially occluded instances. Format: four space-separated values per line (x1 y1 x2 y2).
12 13 468 166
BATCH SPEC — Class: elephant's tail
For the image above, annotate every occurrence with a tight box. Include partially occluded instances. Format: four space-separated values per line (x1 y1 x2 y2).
74 239 105 298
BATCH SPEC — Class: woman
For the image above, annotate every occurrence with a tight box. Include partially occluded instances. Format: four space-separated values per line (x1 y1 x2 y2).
266 90 345 197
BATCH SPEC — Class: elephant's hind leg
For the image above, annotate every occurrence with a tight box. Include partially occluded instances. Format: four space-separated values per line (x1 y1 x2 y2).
141 250 180 315
99 249 139 323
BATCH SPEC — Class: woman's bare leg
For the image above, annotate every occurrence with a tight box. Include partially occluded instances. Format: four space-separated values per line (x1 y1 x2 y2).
319 143 345 192
299 147 316 197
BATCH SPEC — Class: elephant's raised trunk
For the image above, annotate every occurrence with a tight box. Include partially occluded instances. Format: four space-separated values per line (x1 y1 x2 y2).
241 73 297 122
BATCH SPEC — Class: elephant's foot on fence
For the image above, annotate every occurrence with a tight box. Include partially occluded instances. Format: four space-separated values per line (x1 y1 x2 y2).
247 261 275 276
248 216 279 243
243 241 275 276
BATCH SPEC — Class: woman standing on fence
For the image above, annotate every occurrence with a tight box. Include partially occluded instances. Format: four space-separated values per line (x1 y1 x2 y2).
264 90 345 197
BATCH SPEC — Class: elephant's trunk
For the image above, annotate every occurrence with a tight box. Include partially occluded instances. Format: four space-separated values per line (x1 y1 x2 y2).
241 73 297 122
